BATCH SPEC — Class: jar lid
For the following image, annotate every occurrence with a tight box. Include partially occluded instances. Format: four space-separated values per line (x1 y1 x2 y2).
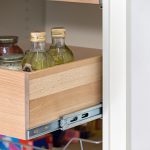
51 27 66 38
0 36 18 44
0 54 24 61
31 32 46 42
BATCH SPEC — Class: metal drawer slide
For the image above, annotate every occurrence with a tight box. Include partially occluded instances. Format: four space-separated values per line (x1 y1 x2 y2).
27 103 103 139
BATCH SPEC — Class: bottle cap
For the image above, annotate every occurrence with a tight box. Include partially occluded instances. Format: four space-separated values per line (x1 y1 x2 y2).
0 36 18 44
51 27 66 38
30 32 46 42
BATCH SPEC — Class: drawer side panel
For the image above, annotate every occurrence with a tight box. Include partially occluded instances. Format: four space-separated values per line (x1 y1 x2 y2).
29 61 101 100
29 48 102 129
29 81 102 128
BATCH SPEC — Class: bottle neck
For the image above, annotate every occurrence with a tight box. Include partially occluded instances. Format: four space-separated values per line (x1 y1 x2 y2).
31 41 46 52
52 37 65 48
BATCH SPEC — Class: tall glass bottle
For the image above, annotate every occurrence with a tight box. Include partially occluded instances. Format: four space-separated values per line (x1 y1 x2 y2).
49 27 74 65
22 32 54 72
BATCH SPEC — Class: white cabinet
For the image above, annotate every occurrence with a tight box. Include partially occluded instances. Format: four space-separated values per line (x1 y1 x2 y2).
0 0 130 150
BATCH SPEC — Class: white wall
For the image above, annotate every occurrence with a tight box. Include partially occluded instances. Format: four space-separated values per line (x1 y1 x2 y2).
45 1 102 49
0 0 45 50
130 0 150 150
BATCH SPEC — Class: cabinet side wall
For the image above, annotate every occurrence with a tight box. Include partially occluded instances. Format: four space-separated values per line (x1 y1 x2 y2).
0 0 45 50
45 1 102 49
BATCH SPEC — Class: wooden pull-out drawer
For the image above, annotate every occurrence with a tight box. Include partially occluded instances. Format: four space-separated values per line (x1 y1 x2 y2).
0 46 102 139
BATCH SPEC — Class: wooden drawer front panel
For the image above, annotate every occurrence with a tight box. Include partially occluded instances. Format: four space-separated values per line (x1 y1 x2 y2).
0 70 26 139
29 56 102 128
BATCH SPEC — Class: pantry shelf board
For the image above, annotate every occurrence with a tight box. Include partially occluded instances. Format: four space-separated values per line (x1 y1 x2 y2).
49 0 99 4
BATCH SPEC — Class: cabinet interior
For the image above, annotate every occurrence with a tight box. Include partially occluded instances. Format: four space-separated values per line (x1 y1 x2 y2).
0 0 102 50
0 0 103 148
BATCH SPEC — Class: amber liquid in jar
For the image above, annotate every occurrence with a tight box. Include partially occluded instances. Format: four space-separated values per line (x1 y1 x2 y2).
0 36 23 56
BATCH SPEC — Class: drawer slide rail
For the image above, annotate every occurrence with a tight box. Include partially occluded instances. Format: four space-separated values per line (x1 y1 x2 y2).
27 103 102 139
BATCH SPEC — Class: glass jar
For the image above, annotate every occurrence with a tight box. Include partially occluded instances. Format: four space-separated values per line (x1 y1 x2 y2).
0 36 24 70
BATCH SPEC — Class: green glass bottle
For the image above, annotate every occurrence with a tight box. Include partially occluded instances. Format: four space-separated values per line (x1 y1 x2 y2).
49 27 74 65
22 32 54 72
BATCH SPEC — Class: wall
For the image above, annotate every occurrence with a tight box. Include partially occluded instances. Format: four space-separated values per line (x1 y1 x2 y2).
45 1 102 49
0 1 102 50
0 0 45 50
130 0 150 150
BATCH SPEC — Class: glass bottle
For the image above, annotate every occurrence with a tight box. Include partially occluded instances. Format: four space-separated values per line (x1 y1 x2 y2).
49 27 74 65
22 32 54 72
0 36 24 70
